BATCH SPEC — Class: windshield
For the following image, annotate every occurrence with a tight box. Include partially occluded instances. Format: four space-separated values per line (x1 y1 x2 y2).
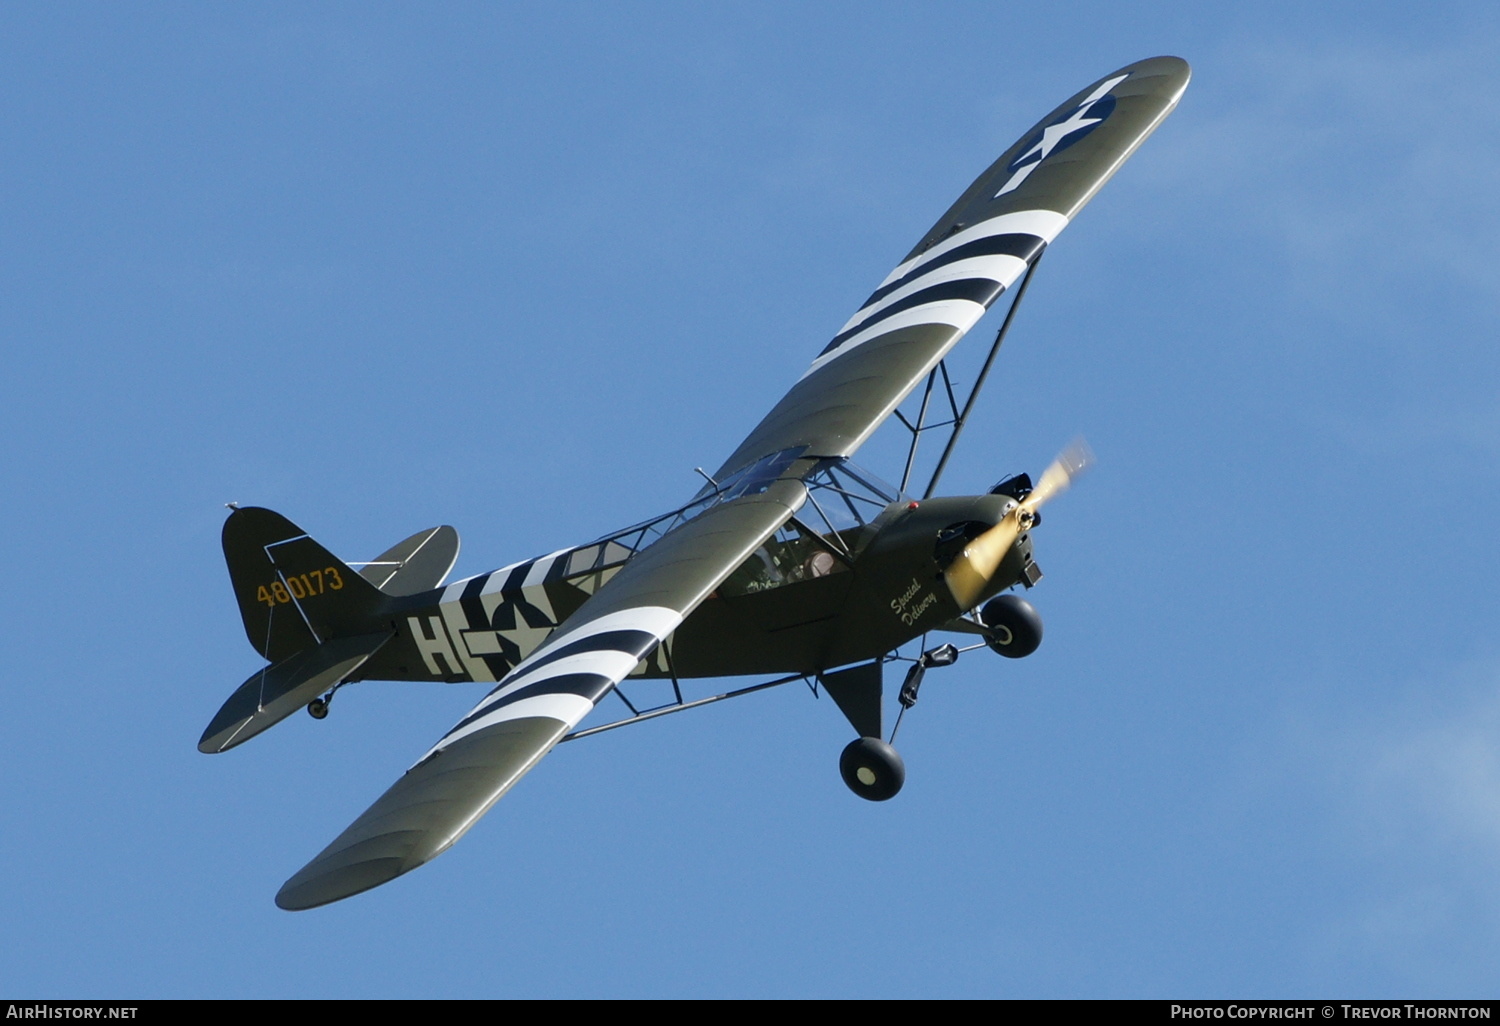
798 459 905 545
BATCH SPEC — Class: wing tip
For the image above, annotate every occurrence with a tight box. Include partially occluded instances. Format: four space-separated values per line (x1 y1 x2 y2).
275 856 412 911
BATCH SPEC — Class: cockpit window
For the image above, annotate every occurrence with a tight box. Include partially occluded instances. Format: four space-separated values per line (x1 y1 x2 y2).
559 455 896 599
717 519 848 597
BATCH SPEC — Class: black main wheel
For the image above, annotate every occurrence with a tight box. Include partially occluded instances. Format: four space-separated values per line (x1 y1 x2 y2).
980 594 1043 658
307 698 329 720
839 737 905 801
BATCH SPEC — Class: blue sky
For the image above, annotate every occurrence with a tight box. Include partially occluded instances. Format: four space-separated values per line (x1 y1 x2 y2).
4 2 1500 998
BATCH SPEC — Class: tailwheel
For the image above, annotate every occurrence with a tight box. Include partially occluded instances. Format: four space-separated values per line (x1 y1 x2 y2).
307 678 354 721
839 737 905 801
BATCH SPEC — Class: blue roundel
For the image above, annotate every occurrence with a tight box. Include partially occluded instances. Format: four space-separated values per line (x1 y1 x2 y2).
1007 92 1118 173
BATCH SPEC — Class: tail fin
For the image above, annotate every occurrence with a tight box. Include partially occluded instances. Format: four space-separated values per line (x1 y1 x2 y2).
223 507 389 662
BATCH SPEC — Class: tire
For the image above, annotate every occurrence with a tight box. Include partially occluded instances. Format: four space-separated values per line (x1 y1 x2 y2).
839 737 905 801
979 594 1043 658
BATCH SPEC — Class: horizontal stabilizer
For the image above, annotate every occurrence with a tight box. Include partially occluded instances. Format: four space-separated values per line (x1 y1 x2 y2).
200 632 392 754
358 525 460 596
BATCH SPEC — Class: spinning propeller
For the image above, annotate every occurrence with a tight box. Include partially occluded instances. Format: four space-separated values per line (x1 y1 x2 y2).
943 438 1095 609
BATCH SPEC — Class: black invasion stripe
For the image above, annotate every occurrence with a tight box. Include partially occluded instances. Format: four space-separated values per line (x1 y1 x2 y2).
521 627 659 676
496 672 620 708
543 551 572 583
486 560 539 633
500 560 532 592
861 232 1045 311
448 672 615 734
458 574 488 635
459 572 516 677
819 277 1005 357
470 627 660 705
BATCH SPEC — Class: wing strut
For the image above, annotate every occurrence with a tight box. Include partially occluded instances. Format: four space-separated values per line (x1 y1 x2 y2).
915 252 1044 499
560 671 812 742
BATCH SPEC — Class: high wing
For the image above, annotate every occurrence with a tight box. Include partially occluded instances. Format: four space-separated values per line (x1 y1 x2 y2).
713 56 1189 479
274 56 1189 909
277 460 809 909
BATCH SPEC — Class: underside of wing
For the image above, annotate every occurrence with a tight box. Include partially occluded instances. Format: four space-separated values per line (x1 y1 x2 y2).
714 56 1189 478
275 473 809 910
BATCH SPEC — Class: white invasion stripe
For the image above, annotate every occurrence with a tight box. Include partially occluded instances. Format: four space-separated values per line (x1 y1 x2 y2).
477 558 532 595
526 604 683 658
875 210 1068 291
523 548 570 588
836 252 1029 335
431 693 595 754
484 647 643 707
802 298 988 379
428 604 684 756
439 576 478 603
478 557 536 620
443 553 534 602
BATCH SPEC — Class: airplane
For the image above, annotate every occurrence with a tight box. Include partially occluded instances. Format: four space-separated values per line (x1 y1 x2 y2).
203 56 1191 910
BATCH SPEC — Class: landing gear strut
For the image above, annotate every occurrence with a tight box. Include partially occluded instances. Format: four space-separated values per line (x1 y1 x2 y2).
829 643 961 802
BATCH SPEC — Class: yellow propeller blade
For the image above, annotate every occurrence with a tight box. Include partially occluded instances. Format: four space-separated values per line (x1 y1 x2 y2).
944 515 1022 610
1020 437 1094 513
943 438 1093 610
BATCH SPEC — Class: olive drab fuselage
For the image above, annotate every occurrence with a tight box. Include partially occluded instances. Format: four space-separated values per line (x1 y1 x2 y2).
351 493 1034 686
